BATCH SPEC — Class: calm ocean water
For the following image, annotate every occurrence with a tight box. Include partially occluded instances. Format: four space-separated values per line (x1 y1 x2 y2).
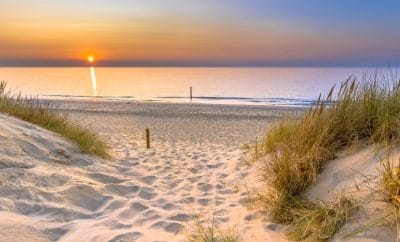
0 67 382 106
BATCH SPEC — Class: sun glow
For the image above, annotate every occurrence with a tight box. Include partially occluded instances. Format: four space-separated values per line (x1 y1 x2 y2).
87 56 95 63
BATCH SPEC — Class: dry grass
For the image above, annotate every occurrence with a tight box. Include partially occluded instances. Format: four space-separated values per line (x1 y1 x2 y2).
287 197 357 241
0 81 109 158
256 71 400 239
186 216 238 242
382 157 400 208
380 156 400 239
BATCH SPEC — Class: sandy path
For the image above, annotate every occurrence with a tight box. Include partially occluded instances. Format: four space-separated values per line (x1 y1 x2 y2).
0 102 303 241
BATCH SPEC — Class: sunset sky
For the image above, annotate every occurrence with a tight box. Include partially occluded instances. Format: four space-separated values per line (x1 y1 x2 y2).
1 0 399 66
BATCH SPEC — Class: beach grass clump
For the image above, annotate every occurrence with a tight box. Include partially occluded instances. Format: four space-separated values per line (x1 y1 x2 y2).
261 74 400 224
287 197 357 241
186 216 238 242
0 81 109 158
382 157 400 208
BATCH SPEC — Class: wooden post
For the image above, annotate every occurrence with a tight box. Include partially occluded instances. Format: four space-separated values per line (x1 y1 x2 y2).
146 128 150 149
190 86 193 102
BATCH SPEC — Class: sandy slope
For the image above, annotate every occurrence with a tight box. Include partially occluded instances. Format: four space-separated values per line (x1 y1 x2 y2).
0 102 301 242
1 100 398 242
306 146 399 241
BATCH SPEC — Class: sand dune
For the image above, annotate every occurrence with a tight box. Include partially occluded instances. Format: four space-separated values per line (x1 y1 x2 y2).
0 101 294 242
305 146 398 242
1 100 397 241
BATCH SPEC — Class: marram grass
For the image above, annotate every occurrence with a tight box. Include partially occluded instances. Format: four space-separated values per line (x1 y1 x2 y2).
0 81 109 158
257 72 400 240
287 197 357 242
186 216 238 242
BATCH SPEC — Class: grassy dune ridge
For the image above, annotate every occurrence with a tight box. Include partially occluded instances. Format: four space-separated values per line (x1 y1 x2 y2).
257 72 400 241
0 81 109 158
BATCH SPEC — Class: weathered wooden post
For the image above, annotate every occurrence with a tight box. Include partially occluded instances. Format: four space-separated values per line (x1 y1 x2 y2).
190 86 193 102
146 128 150 149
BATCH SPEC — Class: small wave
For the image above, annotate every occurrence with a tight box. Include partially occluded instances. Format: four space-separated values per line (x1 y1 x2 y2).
42 95 136 101
40 94 328 107
157 96 253 100
157 96 321 106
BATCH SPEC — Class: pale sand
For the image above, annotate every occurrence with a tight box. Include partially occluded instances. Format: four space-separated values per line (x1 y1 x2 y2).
0 102 304 242
306 146 399 242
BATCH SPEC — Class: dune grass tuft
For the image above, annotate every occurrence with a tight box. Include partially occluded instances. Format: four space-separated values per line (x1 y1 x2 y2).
257 71 400 239
186 216 238 242
0 81 109 158
382 156 400 208
287 197 357 241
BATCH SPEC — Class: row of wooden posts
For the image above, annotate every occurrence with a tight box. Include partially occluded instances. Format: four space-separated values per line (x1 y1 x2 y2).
145 86 193 149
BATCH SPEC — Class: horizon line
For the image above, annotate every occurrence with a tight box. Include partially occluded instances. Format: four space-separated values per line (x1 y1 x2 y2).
0 63 396 68
0 59 398 68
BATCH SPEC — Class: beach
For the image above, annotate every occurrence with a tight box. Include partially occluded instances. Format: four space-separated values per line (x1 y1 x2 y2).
2 0 398 240
0 100 304 241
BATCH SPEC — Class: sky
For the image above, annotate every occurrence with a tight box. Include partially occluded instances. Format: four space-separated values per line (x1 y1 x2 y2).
0 0 399 66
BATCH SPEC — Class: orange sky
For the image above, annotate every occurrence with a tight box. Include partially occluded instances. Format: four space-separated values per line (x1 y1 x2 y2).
1 0 399 66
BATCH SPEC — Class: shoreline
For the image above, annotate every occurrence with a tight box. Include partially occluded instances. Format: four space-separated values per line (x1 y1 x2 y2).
40 95 319 107
48 99 307 120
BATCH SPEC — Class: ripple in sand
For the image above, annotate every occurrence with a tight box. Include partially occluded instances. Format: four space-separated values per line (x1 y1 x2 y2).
104 184 140 197
109 232 142 242
137 187 157 200
167 213 191 222
88 172 126 184
197 183 213 192
62 184 112 212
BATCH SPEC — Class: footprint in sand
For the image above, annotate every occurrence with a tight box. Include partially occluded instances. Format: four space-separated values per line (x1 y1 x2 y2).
164 222 183 233
162 203 177 211
104 219 132 229
62 184 112 212
139 175 157 185
133 210 161 226
215 183 224 190
149 220 184 233
167 213 191 222
187 176 201 183
137 187 157 200
197 182 213 192
88 172 126 184
109 232 143 242
131 202 149 212
104 184 140 197
197 198 210 206
190 167 199 174
15 201 92 222
182 185 193 191
179 196 195 204
104 200 125 210
43 227 69 241
117 202 149 220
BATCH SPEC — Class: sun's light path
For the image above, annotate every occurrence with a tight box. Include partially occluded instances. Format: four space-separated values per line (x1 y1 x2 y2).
88 56 97 96
90 66 97 96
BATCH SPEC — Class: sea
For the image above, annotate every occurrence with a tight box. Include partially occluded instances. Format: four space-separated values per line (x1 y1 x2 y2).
0 67 388 106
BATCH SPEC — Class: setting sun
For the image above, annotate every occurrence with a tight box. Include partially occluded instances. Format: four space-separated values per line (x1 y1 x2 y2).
87 56 95 63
